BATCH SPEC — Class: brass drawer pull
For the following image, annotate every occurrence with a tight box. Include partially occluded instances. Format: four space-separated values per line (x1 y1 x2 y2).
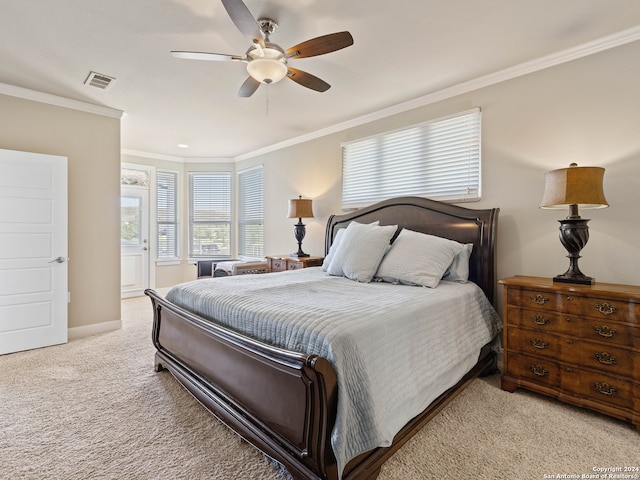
531 294 549 305
594 302 617 316
594 352 617 365
530 364 549 377
594 325 617 338
531 314 550 325
594 382 617 396
530 339 549 349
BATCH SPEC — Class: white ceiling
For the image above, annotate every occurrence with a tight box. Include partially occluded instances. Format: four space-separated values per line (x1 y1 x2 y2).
2 0 640 160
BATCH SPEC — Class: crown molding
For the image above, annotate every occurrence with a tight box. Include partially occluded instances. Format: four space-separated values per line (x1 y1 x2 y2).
234 25 640 162
121 149 185 162
0 82 124 119
122 149 234 164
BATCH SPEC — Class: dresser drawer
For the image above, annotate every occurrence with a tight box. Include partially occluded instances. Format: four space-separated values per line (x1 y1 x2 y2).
506 353 560 387
287 261 303 270
268 258 286 272
507 328 578 362
507 328 561 358
580 319 635 347
579 342 635 378
577 370 635 410
579 296 635 323
506 307 579 335
507 288 580 314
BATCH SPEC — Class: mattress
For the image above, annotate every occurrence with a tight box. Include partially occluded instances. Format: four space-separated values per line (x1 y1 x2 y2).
166 267 501 475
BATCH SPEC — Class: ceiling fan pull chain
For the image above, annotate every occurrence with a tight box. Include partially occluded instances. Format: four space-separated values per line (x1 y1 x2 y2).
265 85 270 117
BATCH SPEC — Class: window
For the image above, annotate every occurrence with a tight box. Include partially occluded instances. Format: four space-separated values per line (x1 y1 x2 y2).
238 166 264 258
156 170 179 260
341 108 481 210
188 172 231 258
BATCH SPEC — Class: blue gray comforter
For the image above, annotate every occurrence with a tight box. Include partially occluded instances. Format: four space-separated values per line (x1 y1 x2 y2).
166 267 501 477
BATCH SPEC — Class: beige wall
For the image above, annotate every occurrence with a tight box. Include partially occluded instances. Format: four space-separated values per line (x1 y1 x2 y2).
238 39 640 289
0 93 121 333
127 39 640 294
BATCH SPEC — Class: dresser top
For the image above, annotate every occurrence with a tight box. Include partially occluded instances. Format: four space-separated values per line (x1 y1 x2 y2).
499 275 640 299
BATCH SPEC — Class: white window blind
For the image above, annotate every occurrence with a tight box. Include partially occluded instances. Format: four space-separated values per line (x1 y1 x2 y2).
238 166 264 258
156 170 178 259
188 172 231 258
341 108 481 210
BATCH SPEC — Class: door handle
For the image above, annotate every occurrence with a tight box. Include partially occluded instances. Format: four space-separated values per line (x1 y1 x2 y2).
49 256 65 264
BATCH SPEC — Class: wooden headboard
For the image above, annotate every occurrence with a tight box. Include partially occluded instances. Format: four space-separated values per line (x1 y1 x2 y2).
325 196 500 306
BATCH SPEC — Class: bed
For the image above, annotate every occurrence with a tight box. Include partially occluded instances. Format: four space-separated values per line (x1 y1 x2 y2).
145 196 500 480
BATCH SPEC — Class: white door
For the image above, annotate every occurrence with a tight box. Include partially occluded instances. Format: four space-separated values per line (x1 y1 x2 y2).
121 187 149 298
0 149 68 355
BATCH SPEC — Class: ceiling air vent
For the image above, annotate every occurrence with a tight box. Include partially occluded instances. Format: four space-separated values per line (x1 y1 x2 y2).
84 71 115 90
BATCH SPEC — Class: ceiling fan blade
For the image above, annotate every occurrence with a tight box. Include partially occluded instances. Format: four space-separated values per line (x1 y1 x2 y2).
286 31 353 59
220 0 264 47
171 51 244 62
286 67 330 92
238 76 261 97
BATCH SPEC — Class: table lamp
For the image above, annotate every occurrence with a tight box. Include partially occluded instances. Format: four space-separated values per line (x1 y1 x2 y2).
287 196 314 257
540 162 608 285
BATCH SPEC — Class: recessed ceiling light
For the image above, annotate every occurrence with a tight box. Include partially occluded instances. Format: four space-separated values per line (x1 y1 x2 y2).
177 144 189 149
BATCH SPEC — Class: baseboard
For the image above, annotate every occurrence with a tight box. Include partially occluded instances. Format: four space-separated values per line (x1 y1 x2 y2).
68 319 122 339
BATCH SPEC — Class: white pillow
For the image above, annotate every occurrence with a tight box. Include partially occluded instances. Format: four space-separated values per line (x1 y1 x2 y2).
322 228 346 271
376 229 464 288
443 243 473 283
321 221 379 271
327 222 397 282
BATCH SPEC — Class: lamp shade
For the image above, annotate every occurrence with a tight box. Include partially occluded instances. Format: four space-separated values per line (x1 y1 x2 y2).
288 197 314 219
540 163 608 210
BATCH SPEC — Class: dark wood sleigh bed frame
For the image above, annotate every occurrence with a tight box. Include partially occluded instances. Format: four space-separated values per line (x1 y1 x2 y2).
145 196 499 480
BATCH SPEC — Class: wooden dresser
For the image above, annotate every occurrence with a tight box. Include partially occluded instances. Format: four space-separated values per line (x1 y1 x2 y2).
265 255 324 272
499 275 639 431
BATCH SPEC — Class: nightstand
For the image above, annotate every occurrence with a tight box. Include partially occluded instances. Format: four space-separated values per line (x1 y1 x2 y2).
265 255 324 272
499 275 640 431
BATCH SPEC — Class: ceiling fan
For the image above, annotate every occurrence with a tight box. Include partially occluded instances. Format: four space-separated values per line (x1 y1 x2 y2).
171 0 354 97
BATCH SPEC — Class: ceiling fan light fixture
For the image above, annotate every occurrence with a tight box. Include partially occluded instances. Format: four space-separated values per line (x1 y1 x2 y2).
247 55 287 84
171 1 353 96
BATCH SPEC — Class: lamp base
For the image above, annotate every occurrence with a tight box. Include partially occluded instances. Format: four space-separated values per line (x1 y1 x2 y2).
292 221 309 258
552 273 595 285
553 216 595 285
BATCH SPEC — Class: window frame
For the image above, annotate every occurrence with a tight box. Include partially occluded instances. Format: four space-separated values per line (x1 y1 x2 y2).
156 169 179 262
237 165 264 259
188 171 232 261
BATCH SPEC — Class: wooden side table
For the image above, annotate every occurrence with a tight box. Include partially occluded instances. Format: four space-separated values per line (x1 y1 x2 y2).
266 255 324 272
499 275 640 431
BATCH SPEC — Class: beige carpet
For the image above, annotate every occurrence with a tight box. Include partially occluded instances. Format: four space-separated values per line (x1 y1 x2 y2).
1 294 638 480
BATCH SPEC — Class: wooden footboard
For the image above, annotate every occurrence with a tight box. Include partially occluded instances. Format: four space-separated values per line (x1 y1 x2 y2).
147 289 497 480
147 289 339 480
